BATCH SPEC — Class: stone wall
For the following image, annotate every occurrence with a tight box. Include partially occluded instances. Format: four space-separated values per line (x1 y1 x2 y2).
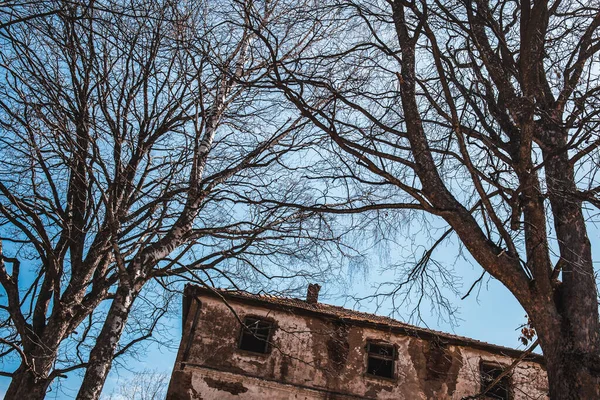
166 293 548 399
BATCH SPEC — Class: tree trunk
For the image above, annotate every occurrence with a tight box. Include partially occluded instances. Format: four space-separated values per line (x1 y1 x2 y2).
76 285 137 400
535 311 600 399
534 128 600 398
544 345 600 399
4 365 51 400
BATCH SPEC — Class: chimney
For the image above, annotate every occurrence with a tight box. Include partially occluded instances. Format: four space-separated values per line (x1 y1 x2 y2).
306 283 321 304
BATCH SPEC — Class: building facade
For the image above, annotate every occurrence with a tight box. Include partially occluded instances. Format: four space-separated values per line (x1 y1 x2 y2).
166 285 548 399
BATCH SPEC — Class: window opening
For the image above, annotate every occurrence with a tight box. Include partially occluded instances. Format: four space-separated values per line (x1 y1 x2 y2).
480 362 511 400
366 342 395 378
239 317 272 354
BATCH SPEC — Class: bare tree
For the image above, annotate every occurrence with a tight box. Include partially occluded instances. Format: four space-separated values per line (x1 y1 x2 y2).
0 1 337 399
256 0 600 398
102 369 168 400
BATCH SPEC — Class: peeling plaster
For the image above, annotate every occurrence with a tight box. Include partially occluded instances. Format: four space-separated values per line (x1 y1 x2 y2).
167 295 549 400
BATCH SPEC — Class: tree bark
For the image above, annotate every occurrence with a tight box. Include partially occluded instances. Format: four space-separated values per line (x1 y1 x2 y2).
545 337 600 399
4 365 51 400
76 285 137 400
533 307 600 399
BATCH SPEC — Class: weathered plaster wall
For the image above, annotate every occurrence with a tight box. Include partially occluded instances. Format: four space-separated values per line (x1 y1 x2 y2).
166 295 548 400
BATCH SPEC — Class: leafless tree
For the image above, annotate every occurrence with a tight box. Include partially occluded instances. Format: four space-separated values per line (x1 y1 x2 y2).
1 1 68 30
255 0 600 398
0 0 340 399
102 369 168 400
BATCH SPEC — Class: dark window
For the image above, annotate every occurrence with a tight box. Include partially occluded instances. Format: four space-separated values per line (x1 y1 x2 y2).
480 363 511 400
366 342 395 378
238 317 272 354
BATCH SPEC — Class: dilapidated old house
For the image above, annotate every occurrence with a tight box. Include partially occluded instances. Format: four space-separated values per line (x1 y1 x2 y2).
166 284 548 399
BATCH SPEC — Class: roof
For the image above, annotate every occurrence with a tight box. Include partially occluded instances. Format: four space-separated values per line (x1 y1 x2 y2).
184 284 544 363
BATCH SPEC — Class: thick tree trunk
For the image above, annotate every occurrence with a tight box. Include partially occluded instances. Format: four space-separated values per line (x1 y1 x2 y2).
535 311 600 399
76 285 137 400
544 344 600 399
4 365 51 400
535 129 600 398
